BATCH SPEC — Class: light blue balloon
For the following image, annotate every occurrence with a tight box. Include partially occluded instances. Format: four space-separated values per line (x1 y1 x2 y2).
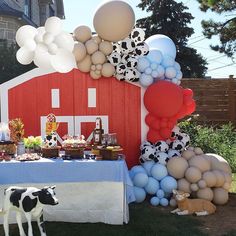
160 176 177 194
134 186 146 203
146 49 163 64
162 55 175 68
133 172 149 188
151 70 159 78
150 197 160 206
129 165 146 179
137 57 150 73
145 67 152 75
139 73 154 87
157 65 165 77
144 177 160 195
142 160 155 176
165 66 177 79
160 198 169 207
176 71 183 80
174 62 181 71
145 34 176 59
156 189 165 199
151 63 158 70
151 163 168 181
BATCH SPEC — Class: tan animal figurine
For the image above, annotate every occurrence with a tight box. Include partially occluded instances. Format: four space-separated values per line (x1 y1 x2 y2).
171 189 216 216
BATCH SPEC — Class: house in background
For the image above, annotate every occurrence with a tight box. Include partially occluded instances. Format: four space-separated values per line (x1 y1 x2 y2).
0 0 65 44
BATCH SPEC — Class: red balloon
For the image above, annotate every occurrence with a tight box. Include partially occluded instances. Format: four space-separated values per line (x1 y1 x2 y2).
183 88 193 97
186 101 196 114
145 114 156 127
144 81 184 118
160 128 172 140
147 129 163 143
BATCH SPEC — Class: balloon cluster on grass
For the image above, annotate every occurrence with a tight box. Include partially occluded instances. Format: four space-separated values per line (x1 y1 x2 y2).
167 147 232 205
130 162 178 206
107 28 149 82
139 127 190 165
73 25 115 79
16 17 76 73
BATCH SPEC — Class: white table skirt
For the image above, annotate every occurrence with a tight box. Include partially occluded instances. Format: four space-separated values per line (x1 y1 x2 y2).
0 182 128 225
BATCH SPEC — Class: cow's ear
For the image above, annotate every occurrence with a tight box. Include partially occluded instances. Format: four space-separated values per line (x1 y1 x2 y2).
51 185 56 190
32 191 41 196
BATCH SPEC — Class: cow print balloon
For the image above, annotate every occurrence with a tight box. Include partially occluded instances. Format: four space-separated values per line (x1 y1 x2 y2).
116 63 127 74
121 54 131 64
135 42 149 56
120 38 136 55
115 73 126 81
112 42 121 54
130 28 145 45
107 52 121 66
124 68 140 82
127 57 138 68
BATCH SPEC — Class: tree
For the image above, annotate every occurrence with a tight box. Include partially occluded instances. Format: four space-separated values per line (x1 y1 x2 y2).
0 40 35 84
197 0 236 58
136 0 208 78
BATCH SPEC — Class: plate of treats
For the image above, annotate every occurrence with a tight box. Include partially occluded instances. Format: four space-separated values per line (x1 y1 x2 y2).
16 153 41 162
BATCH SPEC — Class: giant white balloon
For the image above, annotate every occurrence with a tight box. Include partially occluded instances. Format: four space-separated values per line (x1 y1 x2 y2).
16 47 34 65
34 51 52 70
16 25 37 47
34 27 45 43
45 16 62 35
145 34 176 59
54 32 75 52
51 49 76 73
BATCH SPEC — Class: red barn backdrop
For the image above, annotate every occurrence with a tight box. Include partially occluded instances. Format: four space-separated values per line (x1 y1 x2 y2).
0 68 148 168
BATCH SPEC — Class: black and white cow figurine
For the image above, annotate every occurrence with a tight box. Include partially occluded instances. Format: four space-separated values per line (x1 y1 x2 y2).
1 186 58 236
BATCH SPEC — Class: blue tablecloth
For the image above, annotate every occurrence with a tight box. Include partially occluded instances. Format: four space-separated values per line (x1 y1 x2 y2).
0 158 135 203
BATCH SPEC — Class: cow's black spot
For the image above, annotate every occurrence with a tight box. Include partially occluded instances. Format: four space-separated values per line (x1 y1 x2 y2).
149 154 155 160
139 158 144 164
121 42 128 50
38 189 57 205
46 135 52 141
141 149 146 155
176 144 183 150
22 196 38 212
53 137 56 141
10 189 27 208
49 142 52 146
132 31 139 38
178 136 183 141
39 212 46 233
113 58 118 63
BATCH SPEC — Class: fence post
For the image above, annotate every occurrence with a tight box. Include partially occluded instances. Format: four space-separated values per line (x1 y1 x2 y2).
228 75 236 126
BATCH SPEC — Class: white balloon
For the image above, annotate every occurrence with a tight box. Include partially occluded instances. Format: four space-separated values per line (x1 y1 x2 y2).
174 62 181 71
50 49 76 73
24 39 37 51
145 67 152 75
16 47 34 65
137 57 150 73
34 51 53 70
45 16 62 35
151 70 159 78
172 78 179 84
162 55 175 68
35 43 48 53
145 34 176 59
43 32 55 45
34 27 45 43
54 32 75 52
139 73 154 87
16 25 37 47
151 63 158 70
48 43 58 55
165 66 177 79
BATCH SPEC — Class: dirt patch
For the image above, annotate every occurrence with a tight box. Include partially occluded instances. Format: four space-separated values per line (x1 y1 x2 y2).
198 193 236 236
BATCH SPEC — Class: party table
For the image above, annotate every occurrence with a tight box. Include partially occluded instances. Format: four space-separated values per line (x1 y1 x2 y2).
0 158 135 225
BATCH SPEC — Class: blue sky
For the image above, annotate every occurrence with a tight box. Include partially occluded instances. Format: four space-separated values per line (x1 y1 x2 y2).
63 0 235 78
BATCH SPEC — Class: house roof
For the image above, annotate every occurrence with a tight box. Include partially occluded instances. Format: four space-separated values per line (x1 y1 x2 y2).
0 0 37 27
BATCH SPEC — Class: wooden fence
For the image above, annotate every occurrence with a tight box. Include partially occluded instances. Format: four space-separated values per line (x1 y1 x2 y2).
181 77 236 126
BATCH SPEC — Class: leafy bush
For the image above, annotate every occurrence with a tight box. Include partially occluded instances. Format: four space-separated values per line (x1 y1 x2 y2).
179 117 236 172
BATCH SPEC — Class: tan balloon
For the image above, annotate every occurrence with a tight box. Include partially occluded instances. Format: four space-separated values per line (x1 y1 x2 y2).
92 35 102 44
202 171 217 187
90 70 101 79
91 65 96 71
96 64 102 70
198 179 207 189
85 39 99 55
73 42 87 62
185 167 202 183
167 157 189 179
188 146 195 151
223 172 232 183
223 182 230 191
169 198 177 207
194 147 204 155
177 178 191 193
196 188 214 201
190 183 199 192
212 170 225 187
95 70 101 75
188 155 211 172
91 51 106 65
182 150 195 160
77 54 92 73
99 41 113 55
213 188 229 205
93 0 135 42
74 25 92 43
101 63 115 77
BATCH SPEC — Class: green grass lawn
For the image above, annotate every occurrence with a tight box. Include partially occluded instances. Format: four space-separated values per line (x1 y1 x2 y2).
230 173 236 193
